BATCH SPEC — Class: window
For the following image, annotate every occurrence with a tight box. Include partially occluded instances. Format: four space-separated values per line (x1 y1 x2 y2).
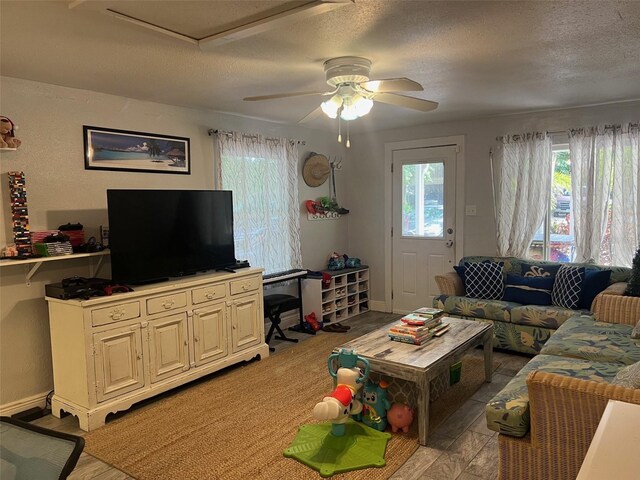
527 146 577 262
215 133 302 275
401 162 444 238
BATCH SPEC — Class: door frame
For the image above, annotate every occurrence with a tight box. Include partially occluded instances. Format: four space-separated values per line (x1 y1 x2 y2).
383 135 466 312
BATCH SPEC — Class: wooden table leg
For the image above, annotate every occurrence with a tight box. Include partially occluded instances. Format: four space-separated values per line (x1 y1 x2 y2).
416 374 430 446
483 330 493 383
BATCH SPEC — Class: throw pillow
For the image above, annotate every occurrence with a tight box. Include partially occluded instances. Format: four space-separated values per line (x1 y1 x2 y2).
611 361 640 388
579 269 612 310
632 320 640 340
520 262 561 278
453 265 466 294
551 265 586 309
503 274 555 306
464 261 504 300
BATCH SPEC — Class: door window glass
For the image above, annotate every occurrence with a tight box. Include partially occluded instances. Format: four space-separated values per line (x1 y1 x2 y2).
402 162 444 238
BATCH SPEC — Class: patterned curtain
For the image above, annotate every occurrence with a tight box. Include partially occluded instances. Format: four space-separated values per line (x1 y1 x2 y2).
215 132 302 275
495 133 553 257
570 124 639 266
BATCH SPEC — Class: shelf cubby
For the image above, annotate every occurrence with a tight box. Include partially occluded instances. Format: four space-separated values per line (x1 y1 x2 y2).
302 266 369 324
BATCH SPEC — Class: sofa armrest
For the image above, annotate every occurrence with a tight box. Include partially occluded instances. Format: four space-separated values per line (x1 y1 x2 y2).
591 282 640 325
434 272 464 296
526 371 640 454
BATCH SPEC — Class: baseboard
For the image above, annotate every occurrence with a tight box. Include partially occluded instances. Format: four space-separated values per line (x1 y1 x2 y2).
370 300 389 312
0 391 49 417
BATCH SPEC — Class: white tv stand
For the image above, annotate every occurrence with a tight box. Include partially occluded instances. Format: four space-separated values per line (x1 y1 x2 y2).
45 268 268 431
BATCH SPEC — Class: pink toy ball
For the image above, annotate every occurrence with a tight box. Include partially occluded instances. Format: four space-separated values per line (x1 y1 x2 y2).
387 403 414 433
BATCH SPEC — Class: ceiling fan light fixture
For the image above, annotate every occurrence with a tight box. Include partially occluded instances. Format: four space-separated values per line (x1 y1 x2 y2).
354 97 374 117
321 95 342 119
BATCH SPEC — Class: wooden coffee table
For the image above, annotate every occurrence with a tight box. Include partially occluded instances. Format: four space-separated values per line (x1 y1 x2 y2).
337 317 493 446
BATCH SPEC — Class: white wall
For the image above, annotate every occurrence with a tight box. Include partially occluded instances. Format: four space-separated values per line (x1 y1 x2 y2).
0 76 349 409
346 101 640 305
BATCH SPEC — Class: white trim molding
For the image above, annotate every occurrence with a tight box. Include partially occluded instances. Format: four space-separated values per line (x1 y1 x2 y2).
0 391 49 417
383 135 466 313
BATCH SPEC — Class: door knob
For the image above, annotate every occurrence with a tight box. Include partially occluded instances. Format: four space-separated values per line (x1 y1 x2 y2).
445 240 454 248
447 228 454 234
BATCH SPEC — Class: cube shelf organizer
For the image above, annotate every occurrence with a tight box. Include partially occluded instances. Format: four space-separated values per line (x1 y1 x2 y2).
302 266 369 324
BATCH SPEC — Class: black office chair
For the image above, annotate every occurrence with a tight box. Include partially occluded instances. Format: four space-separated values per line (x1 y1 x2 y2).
263 294 300 352
0 416 85 480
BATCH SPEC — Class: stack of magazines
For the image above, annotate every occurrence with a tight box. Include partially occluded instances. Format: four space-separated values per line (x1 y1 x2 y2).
388 307 448 345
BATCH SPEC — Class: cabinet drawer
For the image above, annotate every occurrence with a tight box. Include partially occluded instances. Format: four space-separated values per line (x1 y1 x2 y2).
91 302 141 327
146 292 187 315
192 283 226 305
230 276 261 296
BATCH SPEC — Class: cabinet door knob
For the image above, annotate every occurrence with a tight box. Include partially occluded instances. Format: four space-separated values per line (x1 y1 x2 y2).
163 300 175 309
137 353 142 360
206 292 214 299
194 336 200 342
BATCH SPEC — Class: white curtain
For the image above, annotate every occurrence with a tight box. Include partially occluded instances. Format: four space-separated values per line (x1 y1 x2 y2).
215 132 302 275
569 124 639 266
495 133 553 257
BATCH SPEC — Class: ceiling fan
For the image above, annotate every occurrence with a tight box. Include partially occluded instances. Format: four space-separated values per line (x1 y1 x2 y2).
243 56 438 146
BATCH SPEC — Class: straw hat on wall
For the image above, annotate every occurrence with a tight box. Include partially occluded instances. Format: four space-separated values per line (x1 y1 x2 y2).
302 153 331 187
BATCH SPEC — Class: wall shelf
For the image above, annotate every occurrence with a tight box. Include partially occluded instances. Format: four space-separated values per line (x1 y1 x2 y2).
0 250 109 285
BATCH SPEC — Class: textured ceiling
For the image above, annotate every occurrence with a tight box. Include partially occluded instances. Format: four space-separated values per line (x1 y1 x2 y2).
1 1 640 132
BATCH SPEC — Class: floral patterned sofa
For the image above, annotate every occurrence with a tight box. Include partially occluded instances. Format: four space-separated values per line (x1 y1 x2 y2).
433 256 631 354
485 283 640 479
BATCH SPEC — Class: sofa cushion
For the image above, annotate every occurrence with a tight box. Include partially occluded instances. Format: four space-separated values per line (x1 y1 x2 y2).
433 295 518 322
510 304 584 329
611 361 640 388
464 261 505 300
633 320 640 339
552 265 586 309
540 315 640 365
486 354 622 437
579 269 612 309
520 262 561 279
503 274 554 306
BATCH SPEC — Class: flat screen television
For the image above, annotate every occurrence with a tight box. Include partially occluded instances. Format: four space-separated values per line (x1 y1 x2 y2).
107 189 236 284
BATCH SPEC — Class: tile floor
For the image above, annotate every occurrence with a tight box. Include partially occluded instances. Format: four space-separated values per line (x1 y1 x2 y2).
31 311 531 480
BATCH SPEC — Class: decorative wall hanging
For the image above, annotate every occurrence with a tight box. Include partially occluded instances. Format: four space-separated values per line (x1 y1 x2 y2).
84 126 190 174
302 153 330 187
0 116 22 150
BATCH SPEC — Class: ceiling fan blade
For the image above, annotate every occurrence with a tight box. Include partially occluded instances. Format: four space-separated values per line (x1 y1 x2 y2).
373 93 438 112
298 106 324 124
243 90 328 101
359 78 423 93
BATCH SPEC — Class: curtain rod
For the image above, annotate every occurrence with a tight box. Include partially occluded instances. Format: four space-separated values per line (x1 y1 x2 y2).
208 129 306 145
495 123 640 142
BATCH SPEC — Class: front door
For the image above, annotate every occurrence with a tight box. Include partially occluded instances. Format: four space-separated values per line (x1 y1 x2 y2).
392 146 457 313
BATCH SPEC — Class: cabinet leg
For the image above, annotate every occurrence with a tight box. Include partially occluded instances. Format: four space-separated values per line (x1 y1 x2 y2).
51 399 64 419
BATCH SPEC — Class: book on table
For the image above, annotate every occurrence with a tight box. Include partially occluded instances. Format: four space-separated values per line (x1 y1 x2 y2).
400 314 442 328
413 307 444 317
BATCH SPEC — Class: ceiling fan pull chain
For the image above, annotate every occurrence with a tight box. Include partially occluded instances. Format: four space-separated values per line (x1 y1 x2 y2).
346 122 351 148
337 113 342 143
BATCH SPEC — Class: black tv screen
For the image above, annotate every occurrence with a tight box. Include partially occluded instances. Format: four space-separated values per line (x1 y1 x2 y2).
107 189 236 284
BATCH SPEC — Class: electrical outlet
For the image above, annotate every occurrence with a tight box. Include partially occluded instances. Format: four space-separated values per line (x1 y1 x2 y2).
465 205 477 216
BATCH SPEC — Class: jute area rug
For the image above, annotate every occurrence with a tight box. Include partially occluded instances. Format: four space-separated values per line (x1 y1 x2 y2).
84 331 497 480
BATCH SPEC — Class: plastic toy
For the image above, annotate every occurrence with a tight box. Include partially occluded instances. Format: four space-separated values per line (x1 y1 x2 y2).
387 403 414 433
361 380 391 431
312 348 369 436
284 348 392 477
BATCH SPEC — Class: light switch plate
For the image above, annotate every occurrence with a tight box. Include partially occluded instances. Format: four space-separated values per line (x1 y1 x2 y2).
465 205 477 216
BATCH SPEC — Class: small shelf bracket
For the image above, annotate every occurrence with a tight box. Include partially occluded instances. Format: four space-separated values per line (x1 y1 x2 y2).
25 262 44 286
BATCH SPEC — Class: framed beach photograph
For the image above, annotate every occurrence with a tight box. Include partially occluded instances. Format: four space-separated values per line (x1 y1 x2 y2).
84 126 190 174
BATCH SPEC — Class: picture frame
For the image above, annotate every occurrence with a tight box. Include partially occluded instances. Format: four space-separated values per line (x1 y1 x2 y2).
83 126 190 175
